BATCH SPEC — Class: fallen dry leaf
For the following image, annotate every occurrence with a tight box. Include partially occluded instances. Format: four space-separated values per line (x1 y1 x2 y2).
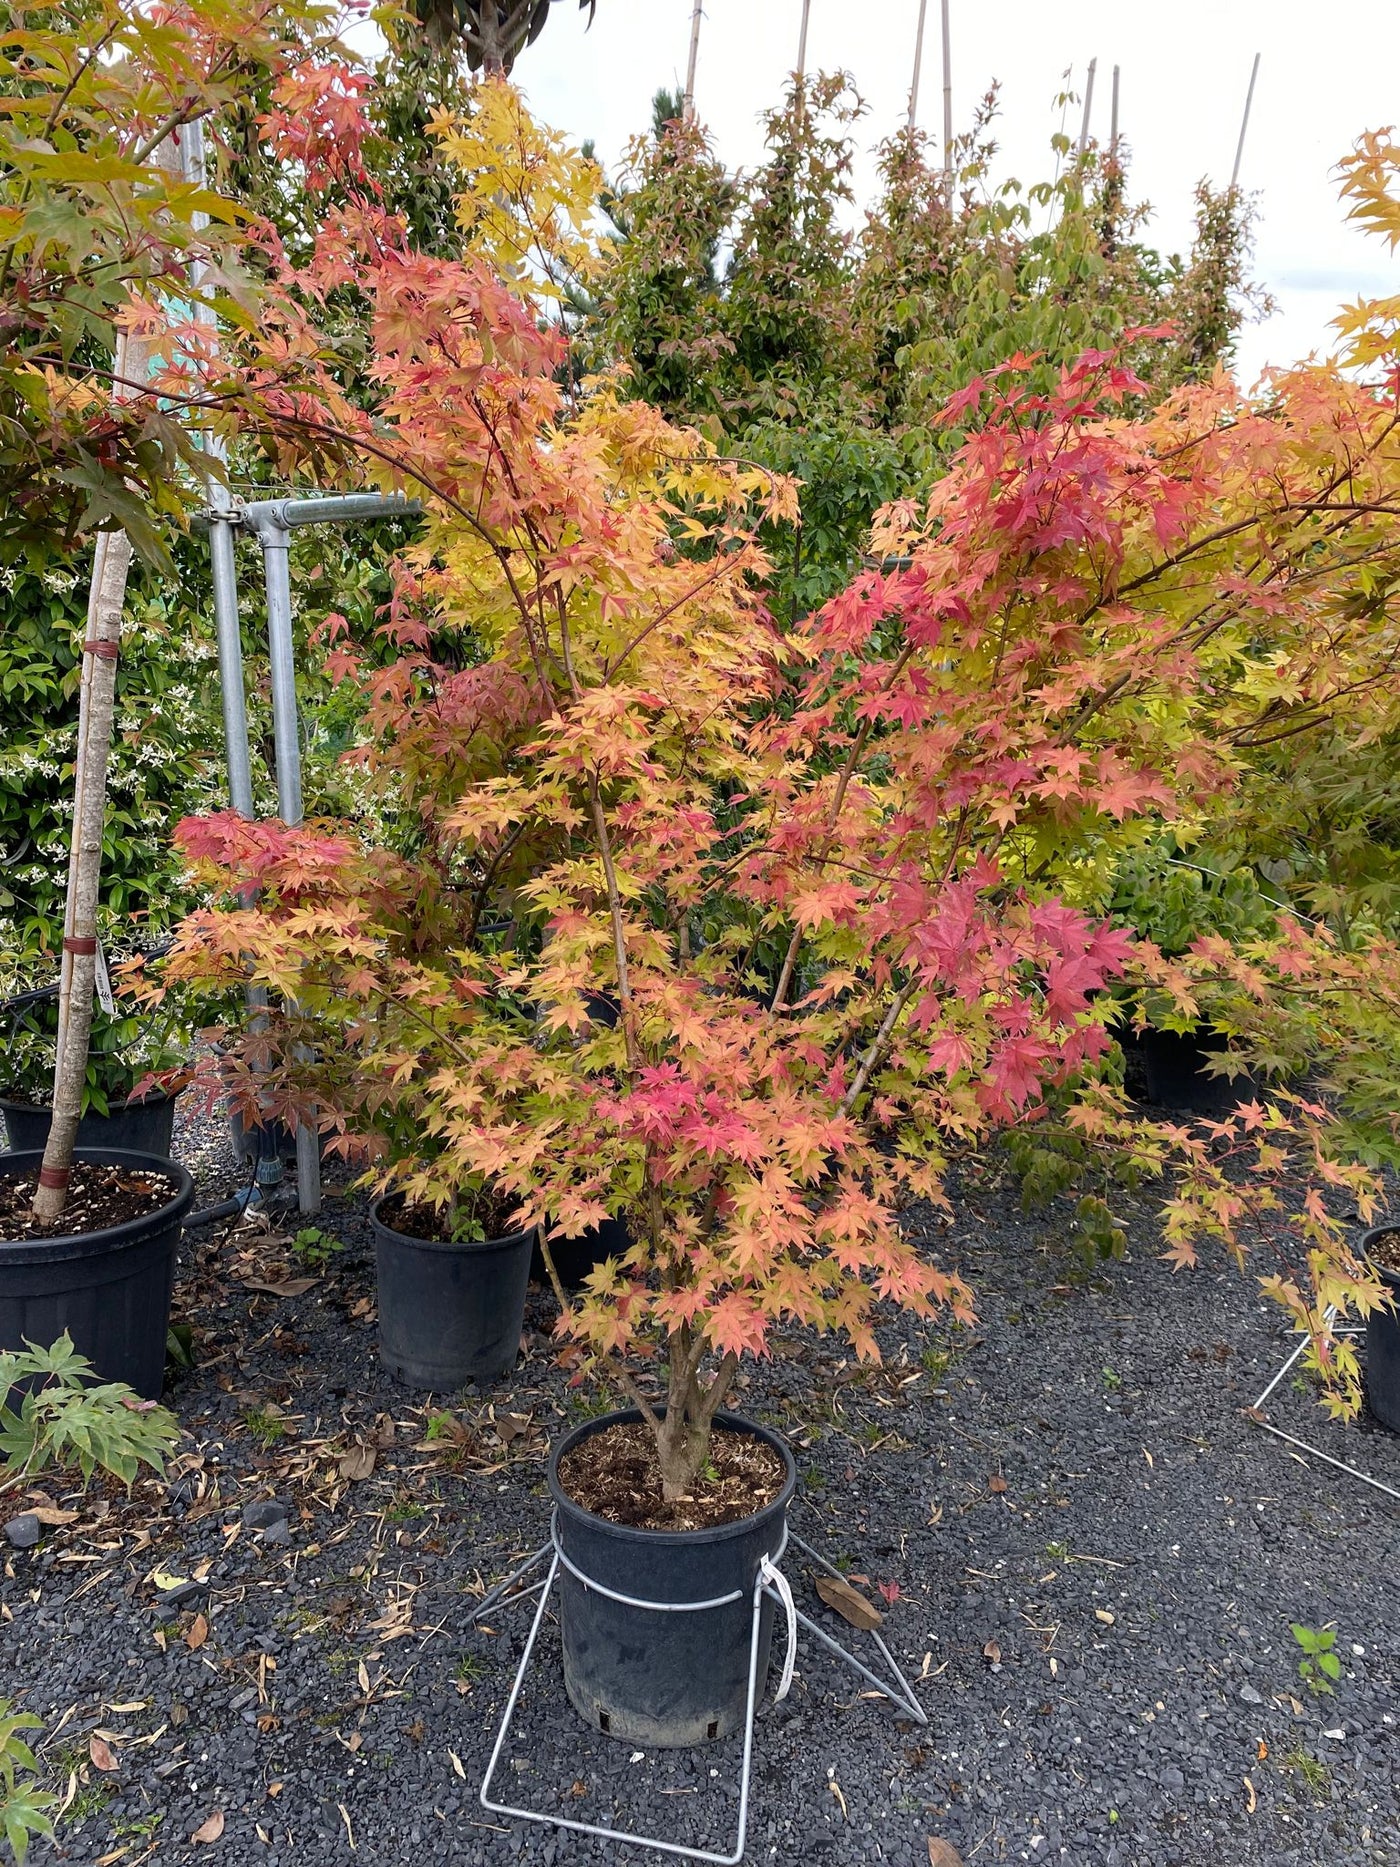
1244 1774 1256 1813
494 1411 533 1445
813 1572 883 1632
241 1276 318 1299
191 1809 224 1844
927 1841 965 1867
339 1443 376 1482
185 1613 209 1652
449 1750 466 1780
88 1734 118 1773
25 1505 78 1527
982 1639 1002 1669
988 1474 1007 1496
1256 1737 1269 1761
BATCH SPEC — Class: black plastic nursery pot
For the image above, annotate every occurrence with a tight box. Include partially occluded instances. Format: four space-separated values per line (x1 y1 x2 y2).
547 1408 798 1749
531 1213 630 1290
370 1197 533 1390
1139 1027 1259 1117
0 1085 182 1159
1362 1229 1400 1433
0 1147 195 1399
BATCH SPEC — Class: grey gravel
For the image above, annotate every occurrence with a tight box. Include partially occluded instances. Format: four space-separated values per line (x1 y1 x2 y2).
241 1498 289 1531
3 1100 1399 1867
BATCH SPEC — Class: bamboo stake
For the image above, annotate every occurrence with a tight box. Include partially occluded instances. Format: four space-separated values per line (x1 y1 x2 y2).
940 0 952 184
684 0 703 120
908 0 927 130
1231 52 1260 190
1110 63 1120 157
796 0 811 79
1076 56 1097 160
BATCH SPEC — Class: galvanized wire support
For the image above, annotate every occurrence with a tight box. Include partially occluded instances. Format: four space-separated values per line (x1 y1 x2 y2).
1247 1309 1400 1506
469 1512 928 1864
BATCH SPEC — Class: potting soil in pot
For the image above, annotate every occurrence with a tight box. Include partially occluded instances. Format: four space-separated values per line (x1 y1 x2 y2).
1368 1229 1400 1273
0 1161 173 1238
555 1417 787 1532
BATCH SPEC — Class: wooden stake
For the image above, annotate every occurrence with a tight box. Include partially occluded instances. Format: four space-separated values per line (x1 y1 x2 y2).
684 0 703 120
1231 52 1260 190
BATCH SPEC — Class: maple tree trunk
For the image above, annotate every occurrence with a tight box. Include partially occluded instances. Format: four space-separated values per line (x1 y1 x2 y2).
655 1338 739 1501
31 527 134 1221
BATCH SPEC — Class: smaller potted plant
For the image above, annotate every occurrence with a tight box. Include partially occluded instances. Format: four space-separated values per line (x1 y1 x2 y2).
1107 843 1280 1114
0 961 191 1159
369 1167 535 1390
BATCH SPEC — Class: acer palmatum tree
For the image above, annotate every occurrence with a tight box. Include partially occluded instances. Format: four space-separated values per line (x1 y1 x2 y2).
4 0 372 1222
158 101 1400 1492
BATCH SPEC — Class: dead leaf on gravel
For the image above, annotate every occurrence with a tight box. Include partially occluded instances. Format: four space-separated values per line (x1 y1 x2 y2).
928 1841 965 1867
241 1276 318 1299
25 1505 78 1527
493 1411 533 1445
374 1416 397 1447
88 1734 118 1772
449 1750 466 1780
813 1572 883 1631
988 1474 1007 1495
339 1442 377 1482
982 1639 1002 1669
1244 1774 1256 1813
191 1809 224 1844
185 1613 209 1652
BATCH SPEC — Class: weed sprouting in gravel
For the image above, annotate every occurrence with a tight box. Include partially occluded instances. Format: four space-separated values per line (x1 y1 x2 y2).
1292 1623 1343 1695
242 1407 288 1450
1282 1746 1332 1799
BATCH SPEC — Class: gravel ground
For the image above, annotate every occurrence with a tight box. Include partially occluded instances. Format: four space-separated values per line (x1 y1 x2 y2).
3 1102 1399 1867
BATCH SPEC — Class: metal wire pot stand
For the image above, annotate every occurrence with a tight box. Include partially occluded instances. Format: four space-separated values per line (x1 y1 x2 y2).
466 1509 929 1864
1248 1311 1400 1506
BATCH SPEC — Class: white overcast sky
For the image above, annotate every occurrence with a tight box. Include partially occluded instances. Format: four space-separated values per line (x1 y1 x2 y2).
506 0 1400 388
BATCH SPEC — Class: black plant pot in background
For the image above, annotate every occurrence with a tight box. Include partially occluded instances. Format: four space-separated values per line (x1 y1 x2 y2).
1138 1027 1260 1118
547 1409 798 1748
1362 1230 1400 1433
0 1085 182 1159
0 1147 195 1398
370 1197 533 1390
531 1214 631 1290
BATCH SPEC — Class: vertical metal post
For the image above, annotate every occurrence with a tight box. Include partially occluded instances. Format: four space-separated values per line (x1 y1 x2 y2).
908 0 928 130
180 119 254 822
1076 57 1097 160
255 517 318 1214
259 523 303 826
1110 65 1120 158
1231 52 1260 190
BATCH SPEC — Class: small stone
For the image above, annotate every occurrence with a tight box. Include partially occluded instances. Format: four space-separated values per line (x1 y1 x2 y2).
1239 1684 1263 1704
260 1517 292 1546
242 1499 288 1532
4 1513 40 1550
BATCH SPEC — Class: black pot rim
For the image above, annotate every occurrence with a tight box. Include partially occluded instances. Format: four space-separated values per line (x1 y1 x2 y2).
1361 1226 1400 1290
369 1193 534 1258
0 1147 195 1263
548 1405 798 1549
0 1080 186 1115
